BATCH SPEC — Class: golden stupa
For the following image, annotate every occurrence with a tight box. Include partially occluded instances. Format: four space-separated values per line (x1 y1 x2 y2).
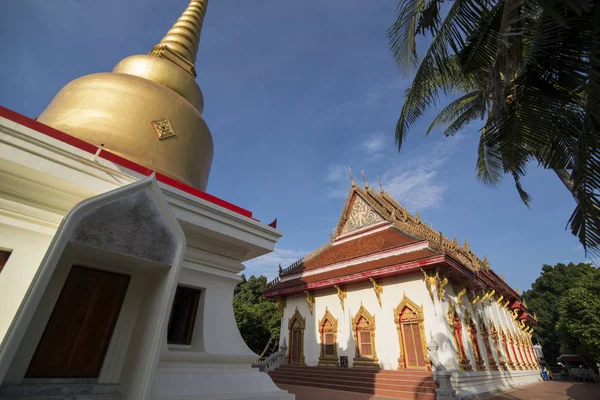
37 0 213 190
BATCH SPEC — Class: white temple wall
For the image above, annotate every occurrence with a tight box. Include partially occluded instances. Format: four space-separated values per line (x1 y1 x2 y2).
0 224 53 348
280 272 461 370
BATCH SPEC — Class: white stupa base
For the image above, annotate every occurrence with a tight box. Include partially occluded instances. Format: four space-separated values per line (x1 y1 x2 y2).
151 359 293 400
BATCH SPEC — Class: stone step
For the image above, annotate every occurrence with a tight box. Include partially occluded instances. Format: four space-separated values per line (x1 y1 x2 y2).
269 370 437 387
270 377 437 399
0 384 120 400
270 374 437 393
276 365 433 378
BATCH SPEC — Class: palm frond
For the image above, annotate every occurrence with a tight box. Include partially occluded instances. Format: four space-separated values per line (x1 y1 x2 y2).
388 0 428 69
425 90 483 135
477 127 505 186
395 0 491 150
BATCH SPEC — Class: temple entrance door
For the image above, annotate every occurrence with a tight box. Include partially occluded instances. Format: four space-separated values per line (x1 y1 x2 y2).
402 322 426 368
287 310 305 365
290 328 302 363
26 265 130 378
395 300 428 370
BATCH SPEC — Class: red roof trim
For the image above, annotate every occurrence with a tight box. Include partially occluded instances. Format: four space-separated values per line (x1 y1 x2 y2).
0 106 253 219
265 255 446 297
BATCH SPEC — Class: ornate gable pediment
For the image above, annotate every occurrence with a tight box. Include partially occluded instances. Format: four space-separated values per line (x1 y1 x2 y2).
339 194 384 236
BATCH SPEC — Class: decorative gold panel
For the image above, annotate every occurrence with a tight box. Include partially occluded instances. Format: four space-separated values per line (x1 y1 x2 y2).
276 297 286 317
340 195 384 235
447 301 473 371
422 269 437 303
304 291 315 315
151 118 176 140
457 286 467 307
465 313 487 371
478 316 499 371
335 285 347 311
370 278 383 307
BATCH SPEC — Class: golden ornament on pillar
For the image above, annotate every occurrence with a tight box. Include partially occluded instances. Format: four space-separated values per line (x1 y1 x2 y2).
37 0 213 190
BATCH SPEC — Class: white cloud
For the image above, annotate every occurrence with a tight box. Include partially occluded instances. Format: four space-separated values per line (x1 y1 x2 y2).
323 135 462 209
380 136 462 211
326 164 349 182
382 168 447 211
243 247 307 279
360 132 388 159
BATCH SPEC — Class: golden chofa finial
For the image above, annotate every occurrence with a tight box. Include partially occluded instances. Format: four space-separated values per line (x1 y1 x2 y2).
377 176 384 193
150 0 209 77
362 170 369 188
349 167 355 186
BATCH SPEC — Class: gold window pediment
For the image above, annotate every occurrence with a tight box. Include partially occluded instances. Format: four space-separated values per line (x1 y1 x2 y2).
318 308 339 366
352 305 379 368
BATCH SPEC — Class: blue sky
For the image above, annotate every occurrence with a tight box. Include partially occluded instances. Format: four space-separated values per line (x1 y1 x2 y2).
0 0 591 290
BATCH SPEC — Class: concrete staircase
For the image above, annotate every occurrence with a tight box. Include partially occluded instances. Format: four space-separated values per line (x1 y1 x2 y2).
269 365 438 399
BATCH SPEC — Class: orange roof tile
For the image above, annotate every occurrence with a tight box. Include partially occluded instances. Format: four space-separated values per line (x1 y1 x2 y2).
297 226 419 272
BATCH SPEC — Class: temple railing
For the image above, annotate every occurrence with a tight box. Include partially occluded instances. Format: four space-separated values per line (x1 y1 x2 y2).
427 337 459 400
252 339 287 373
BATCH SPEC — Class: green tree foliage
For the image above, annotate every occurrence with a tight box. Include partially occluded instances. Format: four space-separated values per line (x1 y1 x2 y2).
521 262 599 362
388 0 600 257
233 275 281 357
557 273 600 360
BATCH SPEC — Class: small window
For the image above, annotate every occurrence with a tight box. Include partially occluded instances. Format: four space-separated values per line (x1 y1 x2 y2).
167 285 201 345
0 250 11 273
359 331 373 357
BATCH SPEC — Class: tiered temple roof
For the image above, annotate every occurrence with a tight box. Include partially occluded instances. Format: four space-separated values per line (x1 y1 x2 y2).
265 173 534 324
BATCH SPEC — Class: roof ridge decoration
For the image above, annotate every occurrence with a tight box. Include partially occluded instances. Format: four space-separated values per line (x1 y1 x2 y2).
267 175 505 290
373 177 491 272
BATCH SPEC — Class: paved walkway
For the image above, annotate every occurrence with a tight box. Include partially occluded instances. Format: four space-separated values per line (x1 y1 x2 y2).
278 381 600 400
481 381 600 400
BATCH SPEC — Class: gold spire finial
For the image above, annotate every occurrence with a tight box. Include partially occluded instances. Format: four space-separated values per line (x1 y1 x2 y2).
150 0 209 77
415 211 421 224
362 170 369 188
349 167 355 186
483 255 490 270
464 238 470 251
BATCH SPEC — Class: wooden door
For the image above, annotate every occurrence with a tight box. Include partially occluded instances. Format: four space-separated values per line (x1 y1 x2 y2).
402 322 426 368
26 266 130 378
290 329 301 363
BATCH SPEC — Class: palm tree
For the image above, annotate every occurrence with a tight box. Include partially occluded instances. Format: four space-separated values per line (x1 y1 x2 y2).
388 0 600 258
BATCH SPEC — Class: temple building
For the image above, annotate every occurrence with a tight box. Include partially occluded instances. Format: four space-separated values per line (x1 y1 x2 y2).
264 173 541 398
0 1 292 399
